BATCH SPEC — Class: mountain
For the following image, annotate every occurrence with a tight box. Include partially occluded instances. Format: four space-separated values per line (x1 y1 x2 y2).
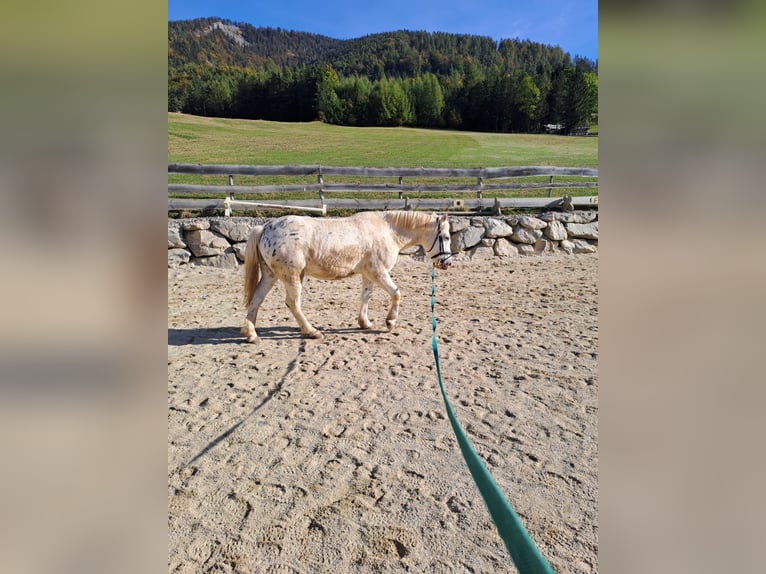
168 18 595 77
168 18 340 69
167 18 597 134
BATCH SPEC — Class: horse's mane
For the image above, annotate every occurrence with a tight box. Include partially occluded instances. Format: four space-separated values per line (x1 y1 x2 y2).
381 210 435 230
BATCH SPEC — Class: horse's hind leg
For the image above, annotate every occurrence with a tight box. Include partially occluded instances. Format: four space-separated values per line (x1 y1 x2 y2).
241 266 277 343
283 275 322 339
370 270 401 331
358 277 374 329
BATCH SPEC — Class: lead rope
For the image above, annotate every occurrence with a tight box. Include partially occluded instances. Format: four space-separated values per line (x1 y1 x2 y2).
430 268 555 574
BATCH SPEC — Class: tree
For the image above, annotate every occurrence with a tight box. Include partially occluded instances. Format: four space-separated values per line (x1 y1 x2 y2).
545 67 570 128
440 72 465 129
487 67 513 132
367 77 413 127
316 65 343 124
184 68 235 117
563 68 596 133
513 74 541 132
410 73 444 127
583 72 598 126
336 75 373 125
460 63 488 131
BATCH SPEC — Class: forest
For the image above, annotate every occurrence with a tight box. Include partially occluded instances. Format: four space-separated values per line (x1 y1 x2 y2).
168 18 598 135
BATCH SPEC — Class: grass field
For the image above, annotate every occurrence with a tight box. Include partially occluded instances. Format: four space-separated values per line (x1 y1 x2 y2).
168 112 598 206
169 112 598 167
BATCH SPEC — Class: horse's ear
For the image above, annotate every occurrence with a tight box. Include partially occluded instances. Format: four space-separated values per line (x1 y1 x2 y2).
438 213 448 223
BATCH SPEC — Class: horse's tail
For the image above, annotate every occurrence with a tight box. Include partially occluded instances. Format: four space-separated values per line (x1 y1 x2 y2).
243 225 264 308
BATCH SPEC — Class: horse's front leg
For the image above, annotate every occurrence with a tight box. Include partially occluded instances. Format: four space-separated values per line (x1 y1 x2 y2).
358 277 375 329
372 271 401 331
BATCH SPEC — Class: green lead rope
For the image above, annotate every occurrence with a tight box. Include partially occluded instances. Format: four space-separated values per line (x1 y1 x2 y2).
430 268 555 574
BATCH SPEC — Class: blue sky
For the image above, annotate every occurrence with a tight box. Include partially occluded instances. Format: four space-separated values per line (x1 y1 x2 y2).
168 0 598 61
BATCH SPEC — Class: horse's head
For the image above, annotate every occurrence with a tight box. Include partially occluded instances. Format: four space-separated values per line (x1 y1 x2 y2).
426 214 454 270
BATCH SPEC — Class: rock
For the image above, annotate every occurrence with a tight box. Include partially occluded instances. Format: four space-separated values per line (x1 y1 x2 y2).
493 238 519 257
544 196 574 212
534 238 558 254
467 244 495 260
181 220 210 231
168 226 185 248
543 220 568 241
537 212 560 223
209 219 256 243
185 229 232 257
560 239 575 255
451 225 485 252
480 238 495 247
517 244 535 256
566 221 599 240
539 211 597 224
518 215 547 230
571 239 597 254
232 242 248 262
191 249 240 268
510 225 543 244
484 218 514 238
448 217 470 233
569 211 598 224
168 248 191 267
469 217 486 227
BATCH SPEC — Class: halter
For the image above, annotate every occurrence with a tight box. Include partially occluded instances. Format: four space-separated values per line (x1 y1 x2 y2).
427 220 454 266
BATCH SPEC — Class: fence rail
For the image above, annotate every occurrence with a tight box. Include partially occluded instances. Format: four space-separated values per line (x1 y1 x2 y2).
168 163 598 214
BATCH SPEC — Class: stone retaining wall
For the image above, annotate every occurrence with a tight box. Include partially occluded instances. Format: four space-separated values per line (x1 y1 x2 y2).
168 211 598 268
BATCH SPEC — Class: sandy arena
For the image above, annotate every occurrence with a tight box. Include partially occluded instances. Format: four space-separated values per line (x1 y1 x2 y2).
168 252 598 573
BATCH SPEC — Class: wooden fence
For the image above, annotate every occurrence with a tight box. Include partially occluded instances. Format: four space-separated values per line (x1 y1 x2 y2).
168 164 598 215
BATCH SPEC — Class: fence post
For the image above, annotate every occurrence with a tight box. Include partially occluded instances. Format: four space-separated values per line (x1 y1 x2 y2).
398 175 403 199
226 175 234 216
547 175 554 197
477 176 483 199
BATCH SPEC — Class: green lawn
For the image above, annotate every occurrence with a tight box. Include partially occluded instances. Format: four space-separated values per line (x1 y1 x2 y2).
169 112 598 168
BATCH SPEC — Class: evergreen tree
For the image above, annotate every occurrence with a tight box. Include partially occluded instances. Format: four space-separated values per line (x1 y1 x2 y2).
410 73 445 127
336 76 373 125
563 68 596 133
316 65 343 124
368 77 414 127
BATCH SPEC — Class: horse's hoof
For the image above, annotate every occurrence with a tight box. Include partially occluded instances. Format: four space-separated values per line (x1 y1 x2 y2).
304 330 323 339
242 326 258 343
386 320 396 331
358 319 372 329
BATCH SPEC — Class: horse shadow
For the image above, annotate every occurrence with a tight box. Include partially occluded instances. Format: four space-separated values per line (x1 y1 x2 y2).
168 325 388 345
182 340 307 468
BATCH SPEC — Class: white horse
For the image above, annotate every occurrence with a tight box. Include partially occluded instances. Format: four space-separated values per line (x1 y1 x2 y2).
241 211 453 342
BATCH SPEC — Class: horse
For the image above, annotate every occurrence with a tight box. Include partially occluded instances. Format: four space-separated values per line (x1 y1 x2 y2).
240 210 453 342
